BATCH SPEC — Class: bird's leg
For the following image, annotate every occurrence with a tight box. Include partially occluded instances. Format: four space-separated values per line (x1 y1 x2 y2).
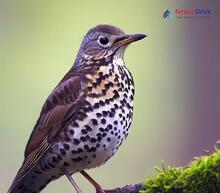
60 167 83 193
80 171 105 193
81 171 124 193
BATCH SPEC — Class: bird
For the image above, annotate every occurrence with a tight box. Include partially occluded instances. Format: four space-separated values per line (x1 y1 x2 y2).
7 24 146 193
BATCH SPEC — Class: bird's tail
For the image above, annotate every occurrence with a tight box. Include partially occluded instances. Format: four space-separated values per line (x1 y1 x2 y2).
8 163 61 193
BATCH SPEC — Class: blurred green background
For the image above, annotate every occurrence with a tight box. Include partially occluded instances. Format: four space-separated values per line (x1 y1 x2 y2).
1 1 220 192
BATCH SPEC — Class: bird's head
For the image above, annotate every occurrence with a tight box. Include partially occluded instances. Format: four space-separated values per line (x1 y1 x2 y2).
76 24 146 63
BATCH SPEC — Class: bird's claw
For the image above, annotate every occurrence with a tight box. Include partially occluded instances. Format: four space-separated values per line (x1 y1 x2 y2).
96 189 105 193
98 188 120 193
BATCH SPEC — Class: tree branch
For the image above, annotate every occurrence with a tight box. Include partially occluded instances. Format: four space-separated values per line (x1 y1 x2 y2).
103 149 220 193
103 183 145 193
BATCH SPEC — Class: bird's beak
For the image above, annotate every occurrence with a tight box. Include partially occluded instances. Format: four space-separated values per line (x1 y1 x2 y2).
114 33 147 47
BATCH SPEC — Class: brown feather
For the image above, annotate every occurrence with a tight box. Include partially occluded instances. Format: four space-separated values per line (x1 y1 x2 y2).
25 75 82 157
9 73 85 191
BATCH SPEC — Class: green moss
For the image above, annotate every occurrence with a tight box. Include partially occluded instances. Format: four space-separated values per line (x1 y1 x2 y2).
141 150 220 193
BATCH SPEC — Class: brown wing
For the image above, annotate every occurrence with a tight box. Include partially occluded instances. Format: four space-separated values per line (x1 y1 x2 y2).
10 74 84 188
25 76 82 157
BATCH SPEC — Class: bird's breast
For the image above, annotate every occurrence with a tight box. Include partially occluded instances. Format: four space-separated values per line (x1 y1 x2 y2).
44 62 135 173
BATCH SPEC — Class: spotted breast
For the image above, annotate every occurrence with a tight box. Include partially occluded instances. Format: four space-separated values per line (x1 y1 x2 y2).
44 55 134 174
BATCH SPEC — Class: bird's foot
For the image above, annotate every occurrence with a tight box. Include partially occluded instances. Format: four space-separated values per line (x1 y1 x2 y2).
97 188 121 193
96 189 105 193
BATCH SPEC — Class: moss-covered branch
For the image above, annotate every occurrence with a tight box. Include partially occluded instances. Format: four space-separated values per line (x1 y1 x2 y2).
104 149 220 193
142 149 220 193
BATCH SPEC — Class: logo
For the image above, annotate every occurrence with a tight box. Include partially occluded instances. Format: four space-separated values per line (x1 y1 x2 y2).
163 8 211 19
163 10 172 19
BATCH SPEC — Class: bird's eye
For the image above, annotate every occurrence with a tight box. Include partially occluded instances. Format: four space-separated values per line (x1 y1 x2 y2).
98 36 109 46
